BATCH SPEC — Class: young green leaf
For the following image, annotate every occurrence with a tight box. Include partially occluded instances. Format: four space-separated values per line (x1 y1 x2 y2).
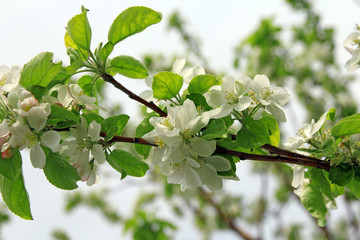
109 56 148 79
47 105 80 128
202 119 228 140
0 98 7 121
152 72 183 100
347 180 360 199
98 42 114 62
331 113 360 138
299 183 327 220
67 10 91 51
64 32 89 59
0 149 22 182
310 168 333 200
188 74 220 94
236 117 270 148
82 112 104 125
108 6 162 45
20 52 62 88
135 115 155 159
258 114 280 146
329 164 354 186
106 150 149 177
101 114 130 137
0 173 33 220
43 148 81 190
186 93 212 111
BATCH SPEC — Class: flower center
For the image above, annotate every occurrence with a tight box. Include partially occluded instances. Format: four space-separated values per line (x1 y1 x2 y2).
225 89 237 103
262 87 274 98
155 137 165 148
182 128 192 140
0 76 6 86
160 117 173 129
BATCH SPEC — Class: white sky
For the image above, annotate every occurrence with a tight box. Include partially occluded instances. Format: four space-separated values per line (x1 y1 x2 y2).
1 0 360 239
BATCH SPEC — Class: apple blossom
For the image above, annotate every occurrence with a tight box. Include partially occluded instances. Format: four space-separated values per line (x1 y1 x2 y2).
60 117 105 184
250 74 290 122
0 65 21 94
206 75 252 118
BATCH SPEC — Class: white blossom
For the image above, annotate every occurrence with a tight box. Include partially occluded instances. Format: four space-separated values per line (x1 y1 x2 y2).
206 75 252 118
60 117 105 183
250 74 289 122
0 65 21 94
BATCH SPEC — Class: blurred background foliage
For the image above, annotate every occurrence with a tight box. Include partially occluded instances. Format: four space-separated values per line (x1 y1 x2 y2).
2 0 359 239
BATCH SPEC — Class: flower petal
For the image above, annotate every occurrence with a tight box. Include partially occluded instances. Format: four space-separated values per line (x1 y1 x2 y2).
41 130 61 152
91 144 105 164
30 142 46 169
190 137 216 157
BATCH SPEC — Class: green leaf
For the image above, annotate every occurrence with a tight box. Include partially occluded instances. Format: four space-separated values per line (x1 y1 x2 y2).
188 74 220 94
186 93 212 111
101 114 130 137
98 42 114 62
299 183 327 220
329 164 354 186
108 6 162 45
106 150 149 177
67 10 91 50
47 105 80 128
258 114 280 146
152 72 183 100
43 148 81 190
109 56 148 79
347 180 360 199
77 75 94 96
20 52 62 87
354 167 360 182
82 112 104 125
202 119 228 140
326 108 336 121
135 115 155 159
310 168 333 200
0 172 33 220
64 32 88 59
236 117 270 148
0 98 7 121
0 149 22 182
331 113 360 138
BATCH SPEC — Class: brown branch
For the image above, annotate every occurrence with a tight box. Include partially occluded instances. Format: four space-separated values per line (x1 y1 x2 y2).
99 132 156 146
198 188 259 240
101 73 167 117
215 147 330 171
261 144 320 162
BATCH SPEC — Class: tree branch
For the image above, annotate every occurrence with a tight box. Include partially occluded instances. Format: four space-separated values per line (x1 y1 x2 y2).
198 188 259 240
101 73 167 117
215 147 330 171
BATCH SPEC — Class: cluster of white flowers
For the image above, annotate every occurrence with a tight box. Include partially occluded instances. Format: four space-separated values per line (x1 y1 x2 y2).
0 65 102 185
60 117 105 185
284 111 328 188
206 74 289 122
142 59 290 191
344 25 360 71
143 99 231 191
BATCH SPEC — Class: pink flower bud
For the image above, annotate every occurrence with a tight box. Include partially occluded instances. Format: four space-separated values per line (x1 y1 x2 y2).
1 149 13 159
19 96 39 112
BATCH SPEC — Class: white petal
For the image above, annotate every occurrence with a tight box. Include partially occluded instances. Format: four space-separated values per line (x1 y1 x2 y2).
206 90 226 107
190 138 216 157
268 87 290 106
88 120 101 141
205 155 231 171
251 74 270 96
27 106 48 132
266 103 287 122
234 96 252 112
30 142 46 169
91 144 105 164
292 166 304 188
172 58 186 74
197 164 223 191
41 130 61 152
181 167 202 191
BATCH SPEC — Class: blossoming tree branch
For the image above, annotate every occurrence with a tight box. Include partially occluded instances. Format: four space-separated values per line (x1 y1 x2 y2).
0 6 360 226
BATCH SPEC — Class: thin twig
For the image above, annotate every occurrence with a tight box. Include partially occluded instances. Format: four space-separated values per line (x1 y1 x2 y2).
198 188 259 240
101 73 167 117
